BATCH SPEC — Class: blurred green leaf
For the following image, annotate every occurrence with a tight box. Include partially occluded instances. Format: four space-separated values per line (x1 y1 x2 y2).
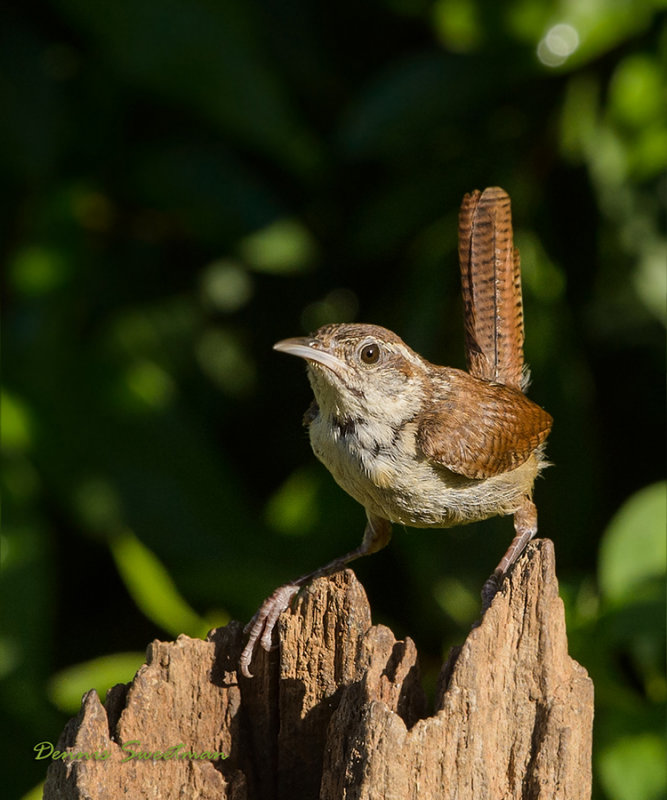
196 327 256 396
265 468 320 537
536 0 656 71
123 359 176 411
8 245 71 296
200 260 254 313
598 483 667 603
48 653 145 713
516 230 566 302
238 218 318 275
634 241 667 324
1 391 34 453
434 576 478 625
109 528 219 638
432 0 483 51
609 54 664 128
559 73 600 163
598 733 667 800
20 781 45 800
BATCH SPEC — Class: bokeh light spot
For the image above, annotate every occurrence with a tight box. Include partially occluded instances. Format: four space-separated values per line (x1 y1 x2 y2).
200 259 253 313
1 391 33 453
9 246 70 296
239 218 317 274
196 328 256 396
537 23 580 67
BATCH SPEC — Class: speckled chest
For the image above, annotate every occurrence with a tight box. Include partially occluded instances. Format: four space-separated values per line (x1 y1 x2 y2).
306 409 539 529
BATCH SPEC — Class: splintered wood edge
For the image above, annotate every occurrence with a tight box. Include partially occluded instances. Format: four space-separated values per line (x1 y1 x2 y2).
43 540 593 800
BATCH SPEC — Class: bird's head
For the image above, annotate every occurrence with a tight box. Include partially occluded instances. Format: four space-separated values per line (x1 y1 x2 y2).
274 323 427 423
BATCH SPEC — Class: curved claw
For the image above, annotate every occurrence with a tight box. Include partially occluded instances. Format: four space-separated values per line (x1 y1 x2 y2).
480 571 501 613
240 584 300 678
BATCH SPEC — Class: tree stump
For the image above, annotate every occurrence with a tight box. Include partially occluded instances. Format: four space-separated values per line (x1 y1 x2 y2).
43 539 593 799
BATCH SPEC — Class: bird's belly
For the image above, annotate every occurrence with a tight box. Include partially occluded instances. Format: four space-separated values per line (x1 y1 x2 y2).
309 421 541 528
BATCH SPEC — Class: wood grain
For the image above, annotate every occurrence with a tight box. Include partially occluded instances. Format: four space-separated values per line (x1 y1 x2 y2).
44 543 593 800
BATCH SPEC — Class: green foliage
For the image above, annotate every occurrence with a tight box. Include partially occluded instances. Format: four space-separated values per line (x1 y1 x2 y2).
565 484 667 800
599 483 666 603
599 734 667 800
595 485 667 800
2 1 664 797
109 528 225 639
48 652 146 714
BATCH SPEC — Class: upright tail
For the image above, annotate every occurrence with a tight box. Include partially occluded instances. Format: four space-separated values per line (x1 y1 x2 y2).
459 187 549 608
458 187 525 392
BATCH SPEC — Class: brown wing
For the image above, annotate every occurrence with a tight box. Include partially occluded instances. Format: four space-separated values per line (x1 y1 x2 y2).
417 371 552 479
458 187 525 391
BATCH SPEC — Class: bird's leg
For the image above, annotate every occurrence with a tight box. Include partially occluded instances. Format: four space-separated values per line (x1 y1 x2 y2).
240 513 392 678
481 496 537 610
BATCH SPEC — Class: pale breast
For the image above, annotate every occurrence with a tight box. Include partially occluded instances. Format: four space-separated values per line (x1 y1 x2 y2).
308 413 544 529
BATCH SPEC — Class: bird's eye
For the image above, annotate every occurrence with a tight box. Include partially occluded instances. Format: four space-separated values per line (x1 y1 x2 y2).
360 342 380 365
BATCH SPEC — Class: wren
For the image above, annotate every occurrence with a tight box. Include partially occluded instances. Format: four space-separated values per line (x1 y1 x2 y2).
240 187 553 678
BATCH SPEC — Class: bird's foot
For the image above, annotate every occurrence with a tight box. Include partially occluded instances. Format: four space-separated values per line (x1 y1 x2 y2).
480 571 502 613
240 584 300 678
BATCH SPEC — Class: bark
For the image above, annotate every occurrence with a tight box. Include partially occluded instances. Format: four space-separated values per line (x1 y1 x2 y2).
43 539 593 800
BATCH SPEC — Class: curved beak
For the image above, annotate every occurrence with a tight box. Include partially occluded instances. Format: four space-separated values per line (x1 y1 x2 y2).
273 337 347 374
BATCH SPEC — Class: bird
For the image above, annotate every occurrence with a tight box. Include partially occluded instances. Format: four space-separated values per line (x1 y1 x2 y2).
240 187 552 678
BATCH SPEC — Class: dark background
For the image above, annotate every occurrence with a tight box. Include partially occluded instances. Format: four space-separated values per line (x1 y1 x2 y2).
2 2 665 798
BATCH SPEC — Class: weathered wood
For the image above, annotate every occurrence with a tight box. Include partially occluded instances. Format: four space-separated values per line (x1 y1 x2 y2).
320 541 593 800
43 539 593 800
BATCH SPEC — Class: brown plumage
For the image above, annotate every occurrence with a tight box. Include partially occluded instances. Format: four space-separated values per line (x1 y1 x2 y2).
241 186 553 678
458 187 525 391
418 369 551 480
